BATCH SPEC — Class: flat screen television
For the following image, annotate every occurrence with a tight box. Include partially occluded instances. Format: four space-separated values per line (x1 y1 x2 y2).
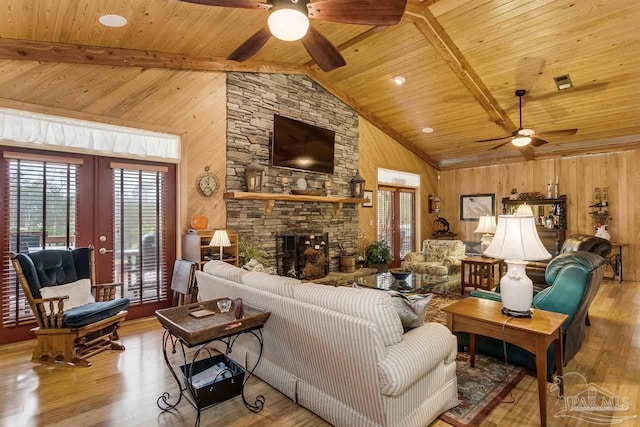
271 115 335 174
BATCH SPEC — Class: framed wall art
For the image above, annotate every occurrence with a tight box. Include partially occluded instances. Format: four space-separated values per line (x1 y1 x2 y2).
460 193 495 221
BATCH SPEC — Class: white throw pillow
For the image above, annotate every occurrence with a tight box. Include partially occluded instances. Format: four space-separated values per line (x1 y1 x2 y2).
40 279 94 315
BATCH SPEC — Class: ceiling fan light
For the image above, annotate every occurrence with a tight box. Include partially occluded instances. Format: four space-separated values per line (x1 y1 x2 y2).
268 8 310 41
512 136 532 147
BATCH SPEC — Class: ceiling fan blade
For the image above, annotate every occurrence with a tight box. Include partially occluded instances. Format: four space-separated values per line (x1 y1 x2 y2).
475 136 511 143
179 0 269 9
301 26 346 72
536 128 578 137
227 26 271 62
307 0 408 26
490 141 511 150
530 137 549 147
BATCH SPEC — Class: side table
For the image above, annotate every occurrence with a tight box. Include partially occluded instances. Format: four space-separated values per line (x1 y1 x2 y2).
155 299 271 427
605 242 627 283
443 298 567 427
460 256 503 295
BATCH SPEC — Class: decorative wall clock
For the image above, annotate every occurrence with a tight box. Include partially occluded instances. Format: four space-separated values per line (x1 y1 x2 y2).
195 166 220 197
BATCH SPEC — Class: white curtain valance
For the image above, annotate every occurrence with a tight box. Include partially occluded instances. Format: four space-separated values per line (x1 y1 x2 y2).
0 108 180 161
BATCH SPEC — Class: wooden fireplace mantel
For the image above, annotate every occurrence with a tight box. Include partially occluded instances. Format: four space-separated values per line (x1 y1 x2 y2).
223 192 369 215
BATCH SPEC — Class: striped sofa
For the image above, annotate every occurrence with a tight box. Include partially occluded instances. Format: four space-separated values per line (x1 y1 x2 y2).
196 261 458 427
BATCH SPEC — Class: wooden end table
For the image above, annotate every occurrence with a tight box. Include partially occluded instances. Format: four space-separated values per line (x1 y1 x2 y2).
443 298 567 427
156 299 271 427
460 256 503 295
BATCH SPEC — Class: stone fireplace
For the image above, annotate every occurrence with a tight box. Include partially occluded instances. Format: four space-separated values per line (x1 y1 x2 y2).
225 72 359 272
276 233 330 280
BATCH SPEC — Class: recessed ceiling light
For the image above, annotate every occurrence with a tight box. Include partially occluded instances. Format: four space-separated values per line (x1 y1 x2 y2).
393 76 406 86
422 127 434 134
99 14 128 28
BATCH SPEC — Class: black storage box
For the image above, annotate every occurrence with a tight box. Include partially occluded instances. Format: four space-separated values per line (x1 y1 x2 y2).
180 354 245 409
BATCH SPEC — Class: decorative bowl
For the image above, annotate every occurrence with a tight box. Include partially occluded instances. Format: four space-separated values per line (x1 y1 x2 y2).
390 269 412 281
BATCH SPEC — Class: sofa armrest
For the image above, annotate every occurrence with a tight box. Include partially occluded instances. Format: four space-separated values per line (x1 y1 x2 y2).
92 283 122 302
469 289 503 302
378 323 456 396
443 256 464 268
33 296 69 328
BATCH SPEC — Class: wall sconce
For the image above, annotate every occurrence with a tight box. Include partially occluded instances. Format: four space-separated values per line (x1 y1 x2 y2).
245 159 266 192
428 195 441 214
350 172 365 198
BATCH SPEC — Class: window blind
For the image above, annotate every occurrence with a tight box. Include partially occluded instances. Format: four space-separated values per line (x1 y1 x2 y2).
377 188 395 256
2 158 78 325
113 167 168 304
399 190 416 258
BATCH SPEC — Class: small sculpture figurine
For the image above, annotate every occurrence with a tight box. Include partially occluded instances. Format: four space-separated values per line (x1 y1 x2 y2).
434 216 451 234
595 225 611 240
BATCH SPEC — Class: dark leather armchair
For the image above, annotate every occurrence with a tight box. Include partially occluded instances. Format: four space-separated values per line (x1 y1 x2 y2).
527 234 611 284
11 245 130 367
461 252 605 378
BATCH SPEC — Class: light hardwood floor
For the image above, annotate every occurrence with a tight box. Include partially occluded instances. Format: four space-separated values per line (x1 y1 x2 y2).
0 280 638 427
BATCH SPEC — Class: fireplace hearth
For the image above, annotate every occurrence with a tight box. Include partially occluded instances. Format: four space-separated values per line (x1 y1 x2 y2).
276 233 330 280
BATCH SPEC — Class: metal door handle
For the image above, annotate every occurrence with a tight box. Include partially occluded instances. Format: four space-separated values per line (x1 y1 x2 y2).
99 248 114 255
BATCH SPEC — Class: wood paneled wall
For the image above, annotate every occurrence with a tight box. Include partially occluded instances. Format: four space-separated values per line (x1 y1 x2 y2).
358 118 438 248
440 150 640 280
0 59 227 233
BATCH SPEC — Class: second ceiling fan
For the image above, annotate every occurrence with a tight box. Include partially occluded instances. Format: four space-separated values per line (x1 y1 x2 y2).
476 89 578 150
180 0 408 72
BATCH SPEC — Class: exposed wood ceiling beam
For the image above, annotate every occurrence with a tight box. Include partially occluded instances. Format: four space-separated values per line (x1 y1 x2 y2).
0 38 305 75
305 68 440 169
303 26 388 68
438 135 640 170
404 7 535 161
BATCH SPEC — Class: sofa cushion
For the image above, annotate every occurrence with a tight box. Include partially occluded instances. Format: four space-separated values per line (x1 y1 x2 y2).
63 298 130 328
293 284 403 345
203 261 247 283
241 271 301 298
405 262 447 276
40 278 95 314
422 240 465 262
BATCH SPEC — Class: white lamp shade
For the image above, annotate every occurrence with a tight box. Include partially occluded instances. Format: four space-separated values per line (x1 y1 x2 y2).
210 230 231 247
474 215 497 234
515 203 534 216
484 215 551 261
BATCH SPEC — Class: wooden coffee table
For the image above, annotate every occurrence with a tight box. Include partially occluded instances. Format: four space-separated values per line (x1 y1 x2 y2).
460 256 503 295
443 298 567 427
156 299 271 427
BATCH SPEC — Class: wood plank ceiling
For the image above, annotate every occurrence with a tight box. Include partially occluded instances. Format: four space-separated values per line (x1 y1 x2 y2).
0 0 638 169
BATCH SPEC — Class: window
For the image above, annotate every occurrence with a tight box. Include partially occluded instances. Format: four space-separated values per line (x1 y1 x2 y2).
113 167 168 304
2 154 79 325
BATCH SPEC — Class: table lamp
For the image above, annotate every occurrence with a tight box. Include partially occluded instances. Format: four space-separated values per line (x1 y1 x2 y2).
210 229 231 261
484 215 551 317
474 215 497 253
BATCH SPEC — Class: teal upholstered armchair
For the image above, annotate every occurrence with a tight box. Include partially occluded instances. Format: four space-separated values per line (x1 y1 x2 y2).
459 251 605 377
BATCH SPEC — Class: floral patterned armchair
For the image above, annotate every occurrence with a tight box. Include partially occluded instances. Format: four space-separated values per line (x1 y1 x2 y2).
401 240 466 294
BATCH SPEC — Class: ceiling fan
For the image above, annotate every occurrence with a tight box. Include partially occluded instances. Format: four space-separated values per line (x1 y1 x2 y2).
179 0 408 72
476 89 578 150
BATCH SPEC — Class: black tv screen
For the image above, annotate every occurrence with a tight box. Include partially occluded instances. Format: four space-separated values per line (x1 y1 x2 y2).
271 115 335 174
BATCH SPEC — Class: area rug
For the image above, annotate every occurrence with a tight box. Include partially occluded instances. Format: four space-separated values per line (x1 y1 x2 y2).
427 293 527 427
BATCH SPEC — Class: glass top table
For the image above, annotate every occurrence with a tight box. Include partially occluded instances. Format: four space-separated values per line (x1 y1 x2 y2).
349 272 432 294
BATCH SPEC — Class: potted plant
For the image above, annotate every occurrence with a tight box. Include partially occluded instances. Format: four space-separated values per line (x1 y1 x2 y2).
238 237 267 266
365 240 393 273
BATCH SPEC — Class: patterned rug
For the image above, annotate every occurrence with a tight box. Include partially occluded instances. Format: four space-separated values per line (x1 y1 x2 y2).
427 293 527 427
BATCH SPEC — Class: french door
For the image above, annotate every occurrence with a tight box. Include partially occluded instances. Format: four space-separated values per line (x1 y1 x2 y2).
377 186 416 268
0 147 176 344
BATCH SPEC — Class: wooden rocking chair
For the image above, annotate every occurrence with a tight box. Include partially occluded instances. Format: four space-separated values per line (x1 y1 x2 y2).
11 245 130 367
